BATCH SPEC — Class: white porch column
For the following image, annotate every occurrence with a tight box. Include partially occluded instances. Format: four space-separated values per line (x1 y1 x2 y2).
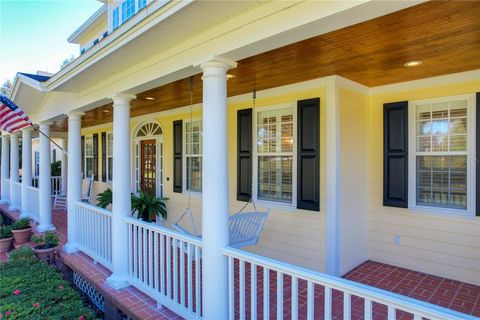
38 122 55 232
0 134 10 203
107 94 135 289
60 138 68 195
200 57 236 319
9 131 19 211
20 127 33 218
64 112 84 253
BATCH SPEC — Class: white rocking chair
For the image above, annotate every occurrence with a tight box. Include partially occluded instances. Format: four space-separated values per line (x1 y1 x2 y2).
81 175 94 204
172 199 269 249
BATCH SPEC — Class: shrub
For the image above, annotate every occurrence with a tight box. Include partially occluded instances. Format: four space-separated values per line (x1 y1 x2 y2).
12 218 30 230
0 225 12 239
0 253 97 319
31 231 59 249
8 246 34 261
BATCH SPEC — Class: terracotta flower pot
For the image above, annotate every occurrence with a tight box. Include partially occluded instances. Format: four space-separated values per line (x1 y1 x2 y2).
34 245 57 265
11 227 32 245
0 237 13 253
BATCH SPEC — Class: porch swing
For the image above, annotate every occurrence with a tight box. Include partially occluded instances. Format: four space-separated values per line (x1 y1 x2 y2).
172 78 269 248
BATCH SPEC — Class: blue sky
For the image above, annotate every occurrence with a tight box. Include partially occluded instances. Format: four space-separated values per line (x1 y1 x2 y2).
0 0 103 84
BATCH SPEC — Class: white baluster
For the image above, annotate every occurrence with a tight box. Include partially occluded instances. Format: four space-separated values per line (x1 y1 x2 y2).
344 292 351 320
228 256 234 320
277 272 283 319
307 282 314 319
180 240 185 307
188 243 193 311
251 263 257 320
291 276 298 320
263 267 270 320
387 305 395 320
240 260 245 319
364 298 372 320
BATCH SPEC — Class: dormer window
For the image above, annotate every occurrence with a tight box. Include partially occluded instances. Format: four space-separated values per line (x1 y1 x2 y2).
121 0 135 23
112 6 120 30
138 0 147 10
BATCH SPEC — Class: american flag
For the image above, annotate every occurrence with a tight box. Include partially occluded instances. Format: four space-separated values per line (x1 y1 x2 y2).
0 95 33 133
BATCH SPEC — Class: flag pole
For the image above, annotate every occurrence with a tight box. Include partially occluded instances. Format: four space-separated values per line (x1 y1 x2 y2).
34 127 68 157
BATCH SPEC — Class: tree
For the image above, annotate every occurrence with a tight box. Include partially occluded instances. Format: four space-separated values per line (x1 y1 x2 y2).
0 79 13 96
60 55 75 69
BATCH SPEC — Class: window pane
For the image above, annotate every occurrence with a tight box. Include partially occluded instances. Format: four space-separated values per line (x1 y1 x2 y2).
107 157 113 181
416 155 467 209
186 156 202 192
258 156 292 202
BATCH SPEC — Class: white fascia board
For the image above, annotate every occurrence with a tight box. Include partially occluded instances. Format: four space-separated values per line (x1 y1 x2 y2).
10 73 47 101
67 4 107 44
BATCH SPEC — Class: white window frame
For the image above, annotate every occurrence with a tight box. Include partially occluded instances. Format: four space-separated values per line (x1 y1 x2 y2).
106 132 113 182
84 135 94 179
183 118 203 194
408 93 476 216
253 103 297 209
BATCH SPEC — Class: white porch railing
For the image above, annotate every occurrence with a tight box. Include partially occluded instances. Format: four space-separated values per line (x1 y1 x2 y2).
223 247 477 320
75 202 112 269
1 178 10 202
12 181 22 209
26 186 40 222
31 176 62 195
125 217 203 320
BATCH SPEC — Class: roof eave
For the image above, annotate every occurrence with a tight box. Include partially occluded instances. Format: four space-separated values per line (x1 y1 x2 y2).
67 4 108 44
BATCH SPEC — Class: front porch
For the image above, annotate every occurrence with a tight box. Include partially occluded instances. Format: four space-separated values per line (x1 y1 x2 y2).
1 204 478 319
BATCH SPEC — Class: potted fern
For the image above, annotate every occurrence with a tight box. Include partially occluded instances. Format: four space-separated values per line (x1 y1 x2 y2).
0 225 13 253
96 188 112 209
11 218 32 245
131 190 168 224
31 231 59 264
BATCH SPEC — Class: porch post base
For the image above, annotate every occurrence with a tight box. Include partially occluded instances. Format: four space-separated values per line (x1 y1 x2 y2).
106 275 130 290
8 205 18 211
37 224 56 232
63 243 79 254
0 199 8 204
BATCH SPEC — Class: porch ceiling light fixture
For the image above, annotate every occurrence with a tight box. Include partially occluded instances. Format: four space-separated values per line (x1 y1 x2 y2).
226 74 235 79
404 60 422 67
144 97 155 101
102 109 110 113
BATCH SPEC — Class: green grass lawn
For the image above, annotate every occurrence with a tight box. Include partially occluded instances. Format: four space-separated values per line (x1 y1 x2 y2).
0 248 97 319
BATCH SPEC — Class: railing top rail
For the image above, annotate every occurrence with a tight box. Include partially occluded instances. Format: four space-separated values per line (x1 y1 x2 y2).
223 247 477 320
14 181 21 186
124 216 203 247
27 186 39 191
75 201 112 217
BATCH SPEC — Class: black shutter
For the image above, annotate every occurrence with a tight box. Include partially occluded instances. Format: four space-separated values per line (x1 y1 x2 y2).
476 93 480 216
237 109 252 201
173 120 183 193
383 101 408 207
101 132 107 182
81 135 85 178
93 133 99 181
297 98 320 211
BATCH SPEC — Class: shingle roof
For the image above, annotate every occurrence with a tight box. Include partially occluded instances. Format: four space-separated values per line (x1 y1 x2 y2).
18 72 50 82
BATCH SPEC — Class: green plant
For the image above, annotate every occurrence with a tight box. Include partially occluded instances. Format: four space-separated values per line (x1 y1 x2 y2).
51 160 62 176
8 246 34 261
0 214 4 226
96 188 112 209
12 218 30 230
0 225 12 239
31 231 59 249
0 253 98 319
131 190 168 222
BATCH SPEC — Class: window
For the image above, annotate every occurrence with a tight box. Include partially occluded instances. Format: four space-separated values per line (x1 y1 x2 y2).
121 0 135 23
138 0 147 10
184 120 202 192
112 7 120 30
255 106 295 204
410 95 474 213
106 133 113 181
84 135 94 178
34 151 40 176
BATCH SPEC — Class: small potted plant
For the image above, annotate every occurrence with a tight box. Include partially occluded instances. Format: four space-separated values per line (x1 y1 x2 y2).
11 218 32 245
131 190 168 224
31 231 59 264
0 225 13 253
96 188 112 209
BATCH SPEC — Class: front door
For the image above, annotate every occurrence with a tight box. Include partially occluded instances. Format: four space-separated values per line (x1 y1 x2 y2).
140 139 156 194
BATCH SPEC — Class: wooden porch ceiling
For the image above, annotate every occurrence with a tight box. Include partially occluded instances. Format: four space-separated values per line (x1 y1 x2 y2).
51 0 480 132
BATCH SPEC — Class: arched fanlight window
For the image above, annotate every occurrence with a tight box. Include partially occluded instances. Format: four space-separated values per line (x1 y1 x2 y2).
135 122 162 137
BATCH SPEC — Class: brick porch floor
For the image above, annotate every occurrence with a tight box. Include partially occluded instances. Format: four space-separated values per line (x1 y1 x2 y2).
1 204 479 319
